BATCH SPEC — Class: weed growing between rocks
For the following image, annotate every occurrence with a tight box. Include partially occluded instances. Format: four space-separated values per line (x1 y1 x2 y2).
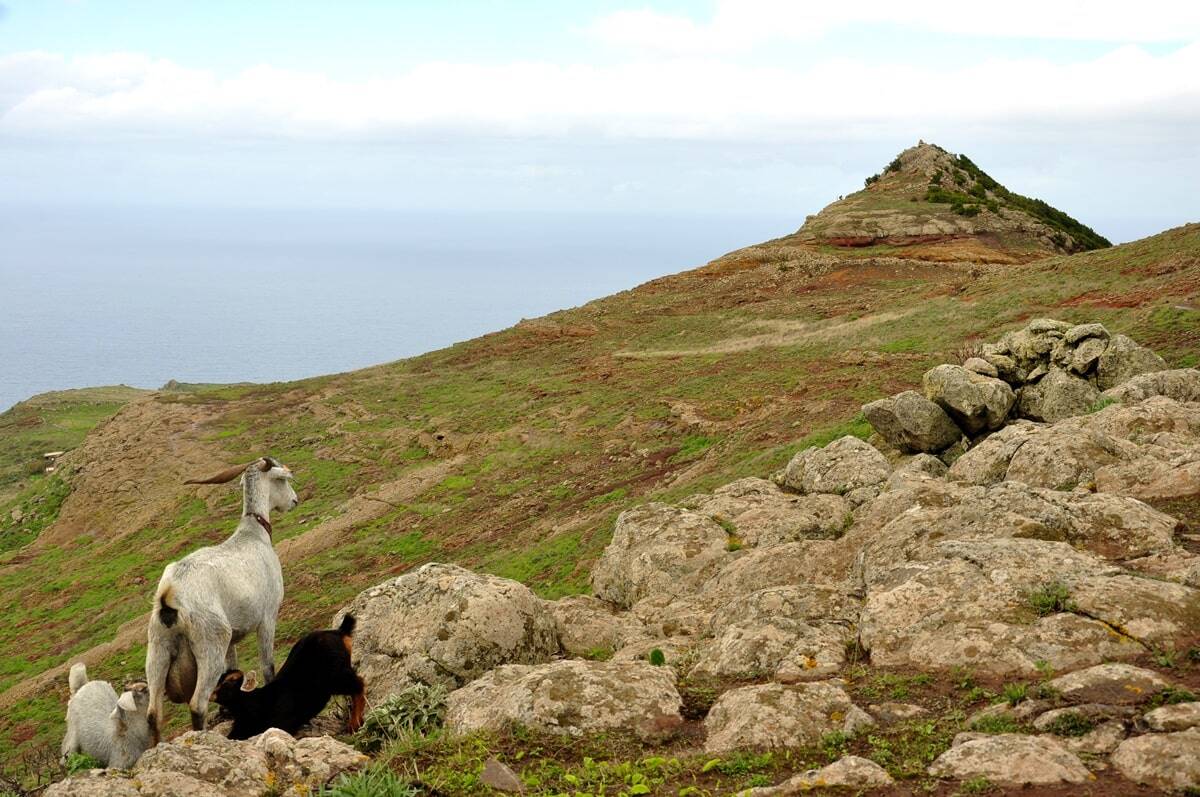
354 684 448 753
1027 582 1075 616
1043 711 1096 738
318 766 418 797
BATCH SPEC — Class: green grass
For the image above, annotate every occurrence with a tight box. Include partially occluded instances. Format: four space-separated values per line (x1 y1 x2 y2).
1027 583 1075 616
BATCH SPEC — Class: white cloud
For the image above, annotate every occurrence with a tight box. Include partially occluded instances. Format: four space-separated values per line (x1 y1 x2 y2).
1 41 1198 142
589 1 1200 54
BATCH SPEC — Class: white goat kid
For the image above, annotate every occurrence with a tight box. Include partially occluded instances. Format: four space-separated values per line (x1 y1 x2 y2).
145 456 298 742
61 663 151 769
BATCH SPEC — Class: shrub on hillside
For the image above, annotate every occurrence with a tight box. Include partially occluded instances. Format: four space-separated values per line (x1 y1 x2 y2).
354 684 447 752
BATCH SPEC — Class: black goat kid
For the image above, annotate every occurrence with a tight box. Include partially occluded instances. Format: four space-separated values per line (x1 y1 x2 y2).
211 615 366 740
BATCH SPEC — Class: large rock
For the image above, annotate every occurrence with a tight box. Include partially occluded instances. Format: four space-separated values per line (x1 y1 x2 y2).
46 730 366 797
444 660 682 740
334 563 559 695
1111 727 1200 791
858 539 1192 676
682 479 852 547
698 540 844 603
927 734 1091 785
947 422 1043 485
780 436 891 496
1016 367 1099 423
703 682 874 753
1047 663 1173 705
591 504 731 609
862 390 962 454
997 319 1070 371
549 595 643 659
1097 334 1167 390
1102 368 1200 404
748 756 893 795
923 364 1015 434
691 585 860 682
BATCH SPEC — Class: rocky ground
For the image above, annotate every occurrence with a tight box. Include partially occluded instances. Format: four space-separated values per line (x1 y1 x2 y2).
43 323 1200 795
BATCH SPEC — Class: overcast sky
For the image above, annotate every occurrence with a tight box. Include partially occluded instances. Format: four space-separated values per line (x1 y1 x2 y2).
2 1 1198 243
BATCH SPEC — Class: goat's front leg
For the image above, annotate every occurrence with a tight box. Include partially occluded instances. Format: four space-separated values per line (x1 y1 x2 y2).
256 620 277 683
189 626 233 731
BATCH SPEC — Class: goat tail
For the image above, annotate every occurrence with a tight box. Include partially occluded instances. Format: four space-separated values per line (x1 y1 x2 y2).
337 613 356 637
157 584 180 628
68 662 88 695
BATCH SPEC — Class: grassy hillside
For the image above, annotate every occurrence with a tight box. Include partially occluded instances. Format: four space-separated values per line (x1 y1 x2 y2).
0 222 1197 770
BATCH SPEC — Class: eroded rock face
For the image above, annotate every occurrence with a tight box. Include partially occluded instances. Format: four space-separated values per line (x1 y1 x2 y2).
1102 368 1200 404
550 594 643 659
862 390 962 454
444 660 682 740
928 734 1091 785
45 730 366 797
591 504 731 609
1097 334 1167 390
923 364 1015 434
1111 727 1200 791
703 682 873 753
858 539 1190 676
1016 368 1100 423
682 479 852 547
781 436 891 496
1143 702 1200 732
334 563 559 696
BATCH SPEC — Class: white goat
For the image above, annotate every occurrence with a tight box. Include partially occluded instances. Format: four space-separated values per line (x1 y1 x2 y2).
61 663 151 769
145 456 298 742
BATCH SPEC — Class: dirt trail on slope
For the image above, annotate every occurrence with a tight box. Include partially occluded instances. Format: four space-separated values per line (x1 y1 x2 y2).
613 310 910 359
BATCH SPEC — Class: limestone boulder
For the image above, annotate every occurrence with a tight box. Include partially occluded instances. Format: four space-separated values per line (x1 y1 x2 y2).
748 756 893 795
444 660 682 740
923 364 1015 434
1016 367 1099 423
1097 334 1167 390
862 390 962 454
781 436 891 496
703 682 874 753
928 734 1091 785
1111 727 1200 791
1102 368 1200 404
334 563 559 695
591 504 731 609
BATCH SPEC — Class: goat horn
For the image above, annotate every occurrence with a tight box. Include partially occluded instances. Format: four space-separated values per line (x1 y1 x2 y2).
183 460 258 485
258 457 274 472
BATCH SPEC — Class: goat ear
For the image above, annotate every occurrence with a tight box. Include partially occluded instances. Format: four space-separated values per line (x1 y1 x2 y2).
117 691 137 712
241 671 258 691
184 461 254 485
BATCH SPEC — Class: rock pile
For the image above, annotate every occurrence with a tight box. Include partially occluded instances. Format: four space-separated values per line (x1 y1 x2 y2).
864 319 1174 454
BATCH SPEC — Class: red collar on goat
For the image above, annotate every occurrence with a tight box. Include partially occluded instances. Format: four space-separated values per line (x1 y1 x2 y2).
246 512 272 536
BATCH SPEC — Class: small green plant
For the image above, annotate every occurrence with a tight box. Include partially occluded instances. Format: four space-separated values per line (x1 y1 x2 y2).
1000 682 1028 707
821 730 849 760
957 776 994 794
64 752 103 775
1153 649 1178 669
648 648 666 667
1149 685 1198 707
1043 712 1096 738
584 645 614 662
1028 582 1074 616
1034 659 1055 680
354 684 448 752
1088 397 1119 413
970 714 1022 734
318 766 418 797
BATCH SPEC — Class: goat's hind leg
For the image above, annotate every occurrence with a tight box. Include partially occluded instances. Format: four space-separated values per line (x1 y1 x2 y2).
145 626 173 745
255 620 277 683
188 624 233 731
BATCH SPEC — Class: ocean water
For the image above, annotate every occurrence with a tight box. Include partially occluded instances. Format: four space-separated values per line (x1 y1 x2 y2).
0 205 796 412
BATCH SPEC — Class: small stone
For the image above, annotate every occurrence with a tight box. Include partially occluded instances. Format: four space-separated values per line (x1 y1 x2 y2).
965 357 999 378
869 702 930 724
928 733 1091 785
749 756 893 795
1143 702 1200 732
1064 323 1110 345
1047 663 1172 705
480 757 524 793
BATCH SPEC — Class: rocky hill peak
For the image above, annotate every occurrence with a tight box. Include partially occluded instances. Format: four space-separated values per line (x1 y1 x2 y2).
788 141 1111 263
